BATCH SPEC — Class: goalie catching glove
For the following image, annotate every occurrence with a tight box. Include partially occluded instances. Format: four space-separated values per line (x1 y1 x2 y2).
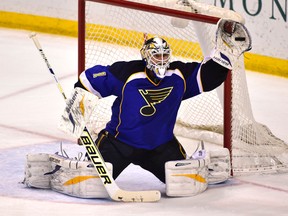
215 18 252 58
209 19 252 70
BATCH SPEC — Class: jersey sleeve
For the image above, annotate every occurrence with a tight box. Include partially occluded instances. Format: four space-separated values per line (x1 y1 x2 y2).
75 65 122 98
170 61 202 99
199 58 229 92
173 59 229 99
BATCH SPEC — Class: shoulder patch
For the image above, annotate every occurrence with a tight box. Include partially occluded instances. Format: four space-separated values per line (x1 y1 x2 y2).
93 72 106 78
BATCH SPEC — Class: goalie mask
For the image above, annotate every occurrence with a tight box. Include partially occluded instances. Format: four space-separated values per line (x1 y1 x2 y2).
140 37 171 79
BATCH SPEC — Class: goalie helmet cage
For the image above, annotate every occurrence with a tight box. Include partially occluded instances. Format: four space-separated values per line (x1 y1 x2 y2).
78 0 288 175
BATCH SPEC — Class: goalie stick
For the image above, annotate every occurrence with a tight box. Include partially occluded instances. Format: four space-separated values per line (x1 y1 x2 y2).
29 32 161 202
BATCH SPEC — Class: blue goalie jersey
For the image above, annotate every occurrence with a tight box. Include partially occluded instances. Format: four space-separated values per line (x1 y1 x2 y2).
76 59 228 150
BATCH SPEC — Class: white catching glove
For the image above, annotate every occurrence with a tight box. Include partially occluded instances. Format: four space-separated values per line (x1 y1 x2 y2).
210 19 252 70
215 18 252 58
210 48 233 70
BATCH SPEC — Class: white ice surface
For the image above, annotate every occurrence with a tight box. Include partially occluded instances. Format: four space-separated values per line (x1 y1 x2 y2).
0 28 288 216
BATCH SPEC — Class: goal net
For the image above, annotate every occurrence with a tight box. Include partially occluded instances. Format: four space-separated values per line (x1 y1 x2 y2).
78 0 288 175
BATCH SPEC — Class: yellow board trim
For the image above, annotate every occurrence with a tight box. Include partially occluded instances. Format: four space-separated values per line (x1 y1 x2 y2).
244 53 288 77
0 11 77 37
1 11 287 78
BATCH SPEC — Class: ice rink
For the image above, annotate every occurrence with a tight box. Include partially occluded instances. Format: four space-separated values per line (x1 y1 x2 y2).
1 28 288 216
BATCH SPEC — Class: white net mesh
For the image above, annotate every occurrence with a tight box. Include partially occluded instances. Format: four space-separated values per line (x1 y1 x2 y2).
81 0 288 175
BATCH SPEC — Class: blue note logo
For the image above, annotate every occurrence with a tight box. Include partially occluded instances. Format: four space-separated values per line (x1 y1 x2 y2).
139 87 173 116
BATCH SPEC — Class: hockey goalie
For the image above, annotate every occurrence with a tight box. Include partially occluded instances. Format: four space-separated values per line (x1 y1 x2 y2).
24 1 251 198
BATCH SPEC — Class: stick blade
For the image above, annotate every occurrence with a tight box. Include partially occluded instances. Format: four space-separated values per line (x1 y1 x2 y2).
112 189 161 202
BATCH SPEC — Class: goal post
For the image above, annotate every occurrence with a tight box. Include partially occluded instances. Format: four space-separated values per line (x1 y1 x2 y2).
78 0 288 175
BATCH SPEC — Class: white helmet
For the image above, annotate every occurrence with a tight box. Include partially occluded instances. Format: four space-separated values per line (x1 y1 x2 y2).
140 37 171 79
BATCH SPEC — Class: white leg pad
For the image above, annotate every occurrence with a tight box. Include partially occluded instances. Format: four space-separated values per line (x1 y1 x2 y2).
24 153 112 198
165 156 209 197
208 148 231 184
50 160 112 198
24 153 52 189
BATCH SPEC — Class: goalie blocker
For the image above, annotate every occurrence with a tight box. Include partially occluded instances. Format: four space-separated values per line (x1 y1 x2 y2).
23 148 230 198
58 87 99 138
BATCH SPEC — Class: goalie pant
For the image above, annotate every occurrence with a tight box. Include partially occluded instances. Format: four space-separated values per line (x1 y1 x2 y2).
23 148 230 198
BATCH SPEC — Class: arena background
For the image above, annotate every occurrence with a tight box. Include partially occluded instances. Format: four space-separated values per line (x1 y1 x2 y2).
0 0 287 77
